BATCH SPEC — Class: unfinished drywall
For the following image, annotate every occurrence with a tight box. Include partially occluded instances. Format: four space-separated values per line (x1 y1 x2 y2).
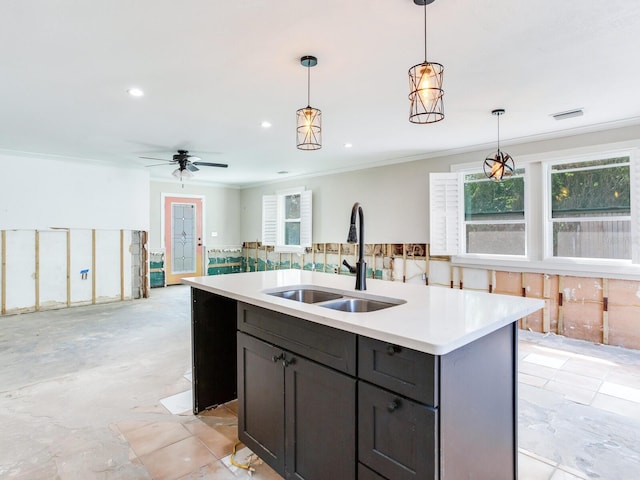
70 230 94 304
3 231 36 312
38 230 67 309
239 242 640 351
149 180 241 251
1 228 143 315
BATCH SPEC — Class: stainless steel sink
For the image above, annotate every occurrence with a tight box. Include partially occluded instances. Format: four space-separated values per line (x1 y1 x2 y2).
318 297 402 313
267 288 343 304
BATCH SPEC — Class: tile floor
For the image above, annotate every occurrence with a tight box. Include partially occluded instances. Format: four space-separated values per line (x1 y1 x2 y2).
1 284 639 479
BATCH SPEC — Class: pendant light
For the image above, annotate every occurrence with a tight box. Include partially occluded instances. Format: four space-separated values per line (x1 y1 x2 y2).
408 0 444 124
483 109 515 181
296 55 322 150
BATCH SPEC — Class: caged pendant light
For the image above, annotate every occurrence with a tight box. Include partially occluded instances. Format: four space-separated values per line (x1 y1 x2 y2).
408 0 444 124
483 109 515 181
296 55 322 150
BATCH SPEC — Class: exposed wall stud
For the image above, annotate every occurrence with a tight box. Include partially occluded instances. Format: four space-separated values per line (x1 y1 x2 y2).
35 230 40 311
603 278 609 345
1 230 5 314
558 277 564 335
542 274 551 333
520 272 527 329
66 229 71 306
321 243 326 273
120 229 125 301
425 244 430 285
254 244 258 271
402 244 407 283
92 229 97 304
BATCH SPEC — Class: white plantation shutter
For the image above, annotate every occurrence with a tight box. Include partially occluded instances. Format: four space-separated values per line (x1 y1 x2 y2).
429 172 460 255
262 194 277 246
300 190 313 248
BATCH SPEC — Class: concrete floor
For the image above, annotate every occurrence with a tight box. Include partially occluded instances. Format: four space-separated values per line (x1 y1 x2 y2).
1 284 639 479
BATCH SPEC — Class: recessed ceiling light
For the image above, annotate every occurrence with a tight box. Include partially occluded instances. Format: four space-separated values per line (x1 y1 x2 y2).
261 121 272 128
344 143 353 148
277 171 289 175
127 87 144 97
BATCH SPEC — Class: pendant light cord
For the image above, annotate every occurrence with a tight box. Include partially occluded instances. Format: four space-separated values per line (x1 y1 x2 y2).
307 64 311 106
497 114 501 150
423 3 428 62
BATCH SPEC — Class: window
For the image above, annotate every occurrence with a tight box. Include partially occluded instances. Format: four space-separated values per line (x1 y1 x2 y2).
429 168 526 256
547 156 631 260
262 188 312 253
430 144 639 275
463 169 526 256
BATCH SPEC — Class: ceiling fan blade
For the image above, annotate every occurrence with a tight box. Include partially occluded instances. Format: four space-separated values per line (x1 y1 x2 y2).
145 162 173 167
187 155 202 162
186 163 199 172
192 162 229 168
139 156 172 162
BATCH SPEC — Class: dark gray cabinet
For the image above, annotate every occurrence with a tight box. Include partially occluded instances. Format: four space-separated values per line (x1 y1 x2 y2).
237 306 356 480
191 288 519 480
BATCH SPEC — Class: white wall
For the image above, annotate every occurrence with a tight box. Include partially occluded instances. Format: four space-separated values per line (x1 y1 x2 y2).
0 152 150 230
149 180 242 251
240 124 640 243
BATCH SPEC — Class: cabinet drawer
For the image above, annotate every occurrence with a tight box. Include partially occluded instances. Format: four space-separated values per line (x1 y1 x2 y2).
359 382 438 480
238 303 357 375
358 336 438 406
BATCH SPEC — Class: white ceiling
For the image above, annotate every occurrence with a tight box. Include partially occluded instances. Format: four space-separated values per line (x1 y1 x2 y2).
2 0 640 187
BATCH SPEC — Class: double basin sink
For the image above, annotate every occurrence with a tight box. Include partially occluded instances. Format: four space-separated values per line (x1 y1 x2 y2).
264 286 405 313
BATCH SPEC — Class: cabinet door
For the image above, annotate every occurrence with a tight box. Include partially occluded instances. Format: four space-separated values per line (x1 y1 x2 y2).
285 353 356 480
359 382 438 480
237 332 285 474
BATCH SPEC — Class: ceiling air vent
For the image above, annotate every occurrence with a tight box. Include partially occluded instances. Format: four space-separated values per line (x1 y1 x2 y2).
551 109 584 120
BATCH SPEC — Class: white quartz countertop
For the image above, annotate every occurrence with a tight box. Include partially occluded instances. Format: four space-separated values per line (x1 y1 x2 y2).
182 270 544 355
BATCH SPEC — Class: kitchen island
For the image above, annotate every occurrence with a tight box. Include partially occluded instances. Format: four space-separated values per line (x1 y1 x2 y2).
183 270 544 480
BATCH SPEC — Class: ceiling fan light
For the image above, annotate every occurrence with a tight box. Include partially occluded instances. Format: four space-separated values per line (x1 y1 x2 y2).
172 167 194 180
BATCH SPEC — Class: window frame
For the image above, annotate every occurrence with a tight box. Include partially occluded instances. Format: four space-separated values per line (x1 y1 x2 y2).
542 149 633 265
262 187 312 254
437 141 640 279
461 168 528 259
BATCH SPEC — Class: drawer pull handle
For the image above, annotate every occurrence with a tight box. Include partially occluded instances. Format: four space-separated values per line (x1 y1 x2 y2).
387 399 401 412
272 353 285 363
386 344 401 356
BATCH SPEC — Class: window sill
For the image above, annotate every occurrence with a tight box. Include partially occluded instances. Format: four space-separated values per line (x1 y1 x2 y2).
451 255 640 281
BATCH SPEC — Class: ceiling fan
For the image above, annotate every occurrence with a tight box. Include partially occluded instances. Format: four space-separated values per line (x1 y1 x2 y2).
140 150 228 181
